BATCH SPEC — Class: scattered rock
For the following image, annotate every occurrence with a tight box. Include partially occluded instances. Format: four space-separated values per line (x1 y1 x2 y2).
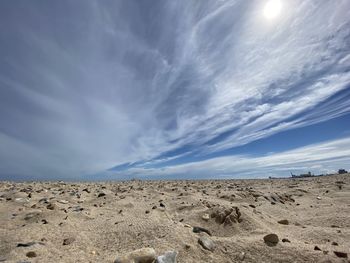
331 241 338 246
46 203 57 210
210 206 242 225
114 248 156 263
97 192 106 198
238 252 246 261
314 246 321 251
17 242 44 247
156 251 178 263
26 251 37 258
201 214 210 221
198 236 216 252
82 188 90 193
63 237 75 246
193 226 212 236
263 234 279 246
278 219 289 225
282 238 290 243
333 251 347 258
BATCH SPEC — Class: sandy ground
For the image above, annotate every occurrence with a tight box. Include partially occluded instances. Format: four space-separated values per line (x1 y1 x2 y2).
0 174 349 263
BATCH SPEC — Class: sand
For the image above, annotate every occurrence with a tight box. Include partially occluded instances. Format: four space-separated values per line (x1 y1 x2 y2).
0 174 349 262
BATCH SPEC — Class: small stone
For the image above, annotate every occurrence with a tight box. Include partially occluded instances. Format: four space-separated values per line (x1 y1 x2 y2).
193 226 212 236
156 251 178 263
63 237 75 245
278 219 289 225
26 251 37 258
331 241 338 246
114 248 156 263
97 192 106 198
333 251 347 258
201 214 210 221
239 252 246 260
17 242 37 247
282 238 290 243
152 205 157 209
145 210 150 214
316 196 321 200
198 236 215 252
263 234 279 246
46 203 57 210
314 246 321 251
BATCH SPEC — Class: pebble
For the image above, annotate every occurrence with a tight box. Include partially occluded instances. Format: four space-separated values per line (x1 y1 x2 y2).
201 214 210 221
314 246 321 251
114 248 156 263
277 219 289 225
63 237 75 245
46 203 57 210
198 236 216 252
156 251 178 263
98 192 106 198
26 251 37 258
263 233 279 246
333 251 347 258
239 252 246 260
193 226 212 236
282 238 290 243
17 242 44 247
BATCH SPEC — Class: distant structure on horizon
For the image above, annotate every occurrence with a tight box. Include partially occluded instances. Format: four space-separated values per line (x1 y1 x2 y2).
338 168 348 174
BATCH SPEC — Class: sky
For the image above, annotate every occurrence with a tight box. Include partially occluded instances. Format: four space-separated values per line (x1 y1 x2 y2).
0 0 350 181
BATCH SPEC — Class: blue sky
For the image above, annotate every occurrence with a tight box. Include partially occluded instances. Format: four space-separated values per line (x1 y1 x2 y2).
0 0 350 181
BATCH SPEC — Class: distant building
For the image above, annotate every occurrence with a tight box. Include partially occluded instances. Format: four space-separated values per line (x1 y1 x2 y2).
338 169 348 174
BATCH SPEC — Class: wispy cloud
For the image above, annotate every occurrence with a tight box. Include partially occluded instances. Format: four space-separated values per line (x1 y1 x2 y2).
0 0 349 179
116 136 350 179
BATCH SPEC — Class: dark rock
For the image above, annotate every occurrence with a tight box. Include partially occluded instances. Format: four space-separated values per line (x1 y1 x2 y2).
97 192 106 198
333 251 347 258
26 251 37 258
314 246 321 251
82 188 90 193
46 203 57 210
193 226 212 236
63 237 75 245
263 234 279 246
331 241 338 246
198 236 215 252
282 238 290 243
278 219 289 225
17 242 35 248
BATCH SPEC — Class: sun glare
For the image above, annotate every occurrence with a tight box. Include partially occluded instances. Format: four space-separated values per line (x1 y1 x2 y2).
264 0 282 20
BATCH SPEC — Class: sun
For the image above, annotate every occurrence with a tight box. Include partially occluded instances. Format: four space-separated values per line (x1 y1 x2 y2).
264 0 282 20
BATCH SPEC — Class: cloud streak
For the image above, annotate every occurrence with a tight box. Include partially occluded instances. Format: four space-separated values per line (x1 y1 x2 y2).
116 136 350 180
